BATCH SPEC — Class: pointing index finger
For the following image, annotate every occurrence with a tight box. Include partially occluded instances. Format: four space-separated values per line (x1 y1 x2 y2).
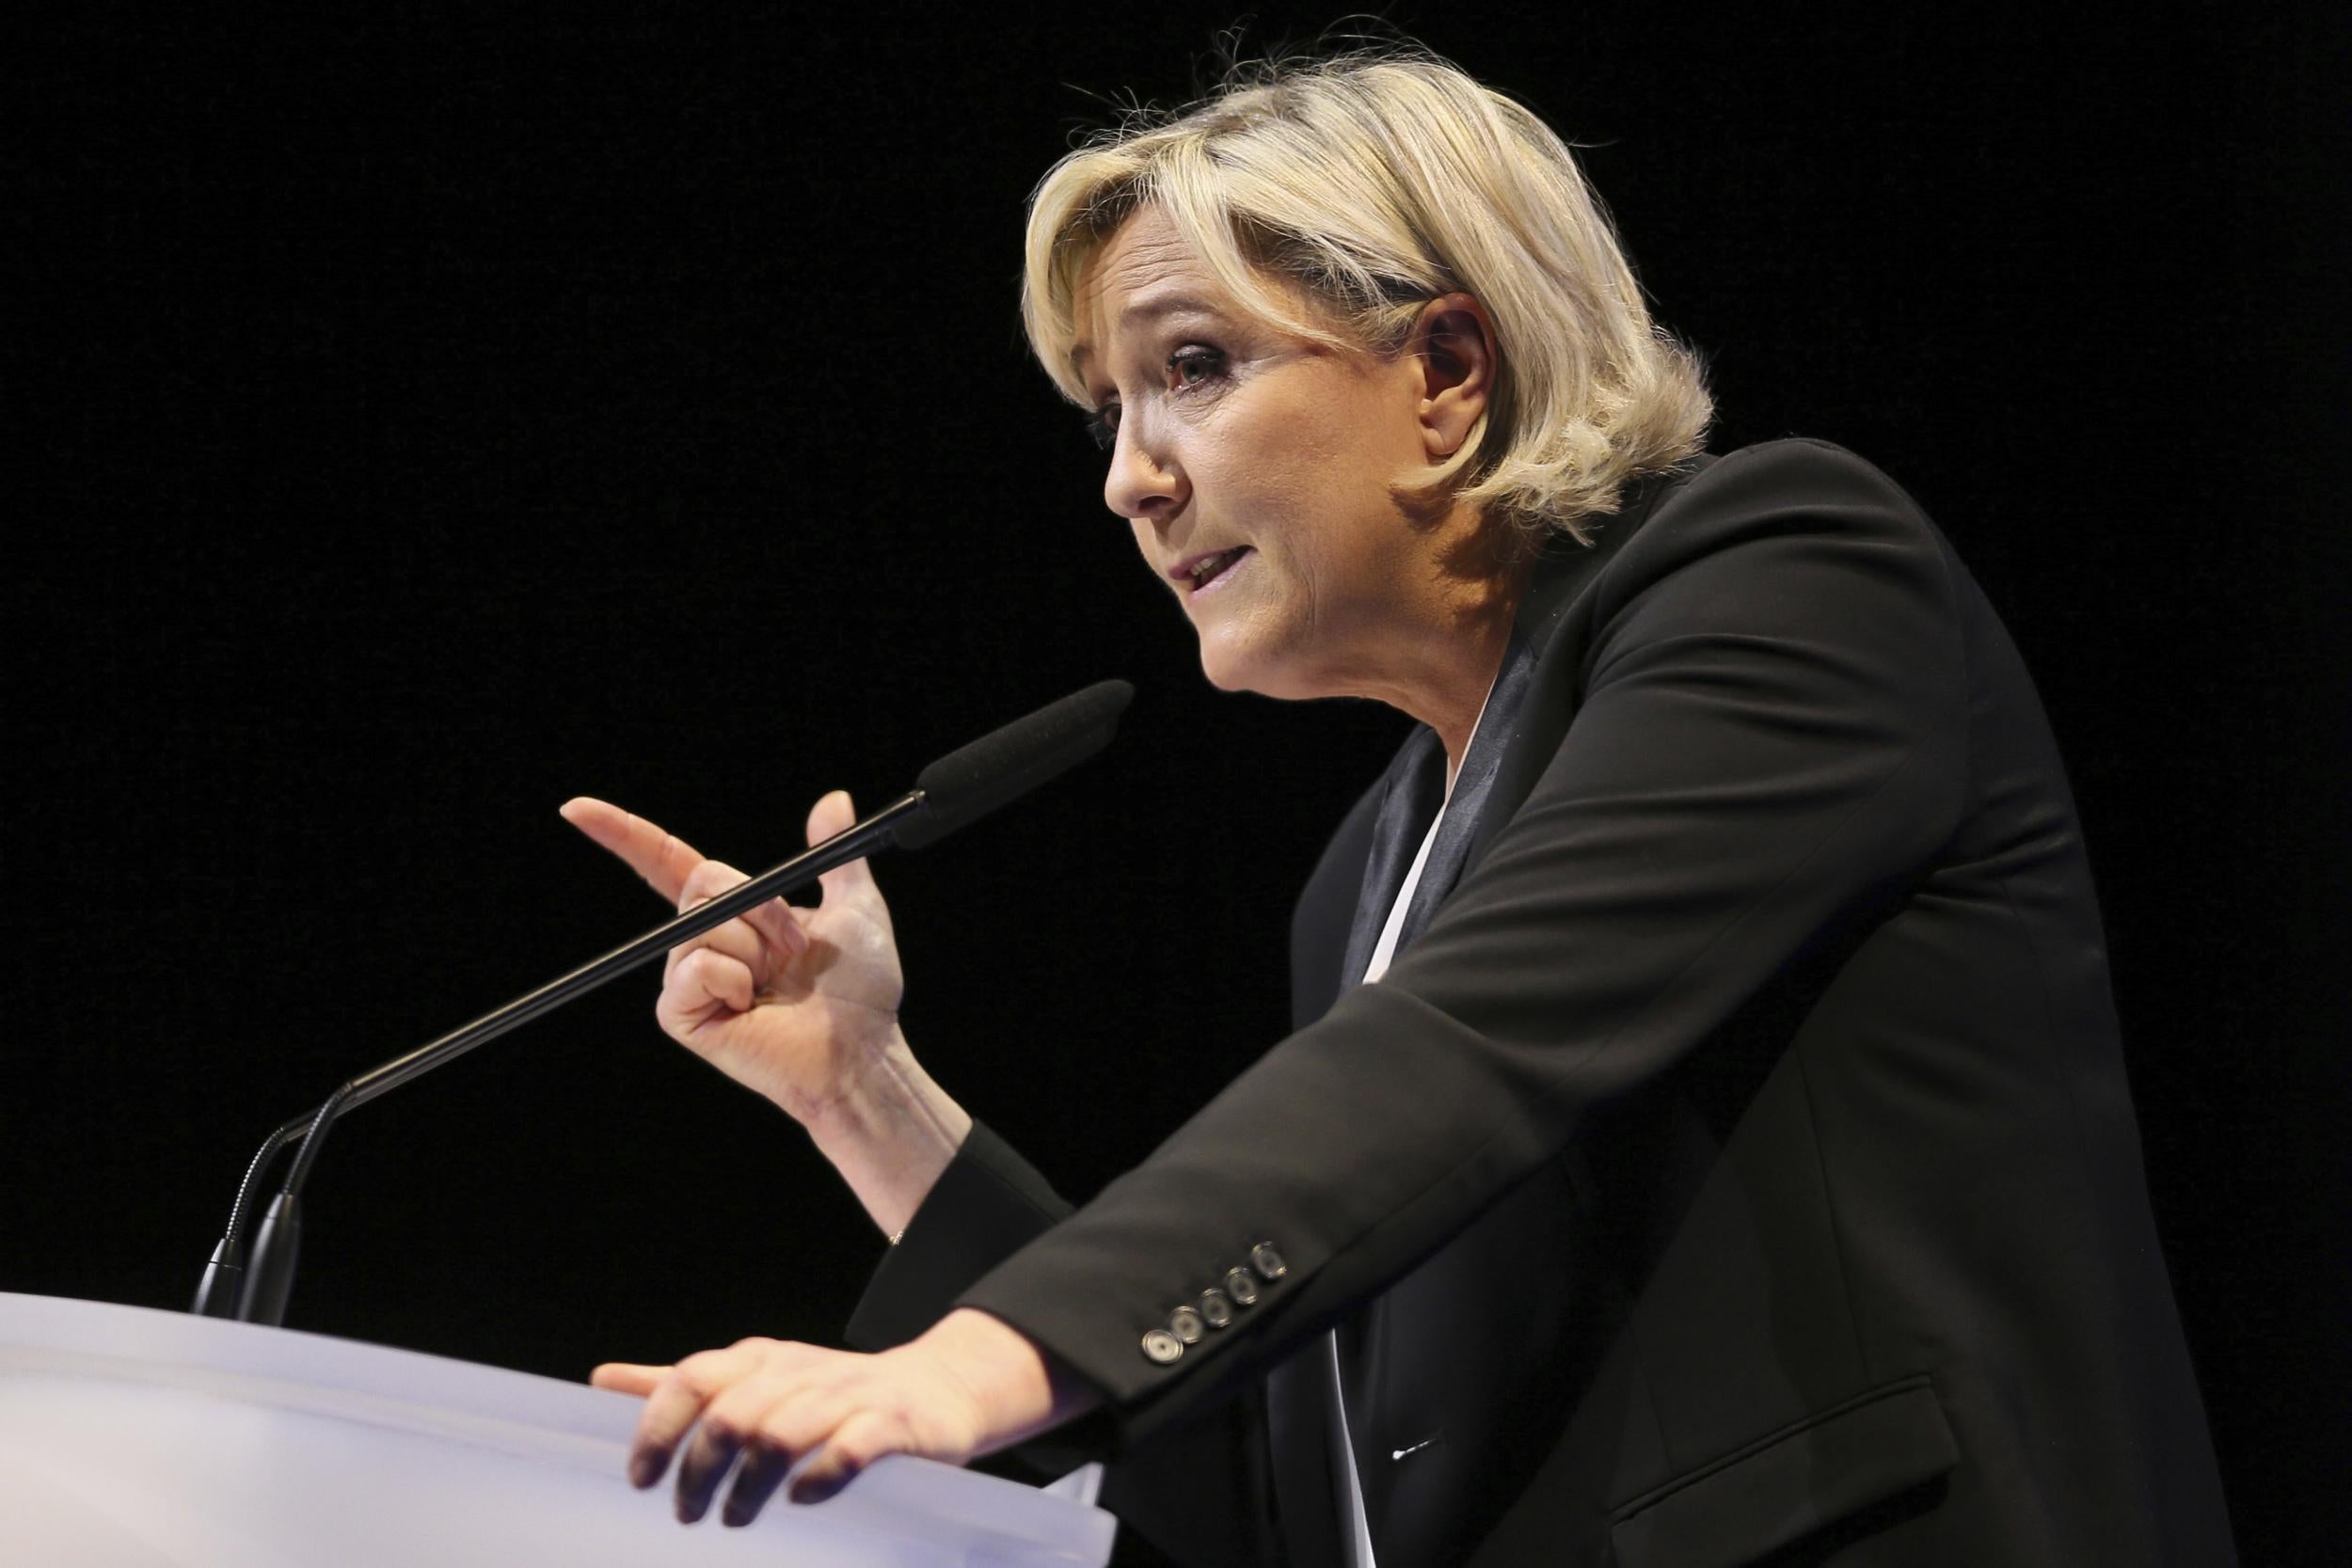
560 798 708 907
591 1361 671 1397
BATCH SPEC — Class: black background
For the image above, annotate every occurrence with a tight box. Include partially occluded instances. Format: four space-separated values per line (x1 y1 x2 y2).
8 3 2345 1560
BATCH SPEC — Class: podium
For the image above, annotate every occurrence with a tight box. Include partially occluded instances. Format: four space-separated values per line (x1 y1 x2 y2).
0 1291 1117 1567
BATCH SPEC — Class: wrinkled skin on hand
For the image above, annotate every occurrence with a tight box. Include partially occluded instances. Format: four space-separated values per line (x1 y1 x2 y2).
559 790 906 1126
592 1308 1088 1526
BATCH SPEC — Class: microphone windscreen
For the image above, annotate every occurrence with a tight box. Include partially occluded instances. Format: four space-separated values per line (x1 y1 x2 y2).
898 680 1134 850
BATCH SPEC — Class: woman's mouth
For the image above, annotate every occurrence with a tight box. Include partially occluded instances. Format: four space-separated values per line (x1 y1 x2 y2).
1185 546 1252 599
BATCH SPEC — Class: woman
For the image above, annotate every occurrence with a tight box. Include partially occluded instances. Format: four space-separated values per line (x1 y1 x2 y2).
567 46 2233 1566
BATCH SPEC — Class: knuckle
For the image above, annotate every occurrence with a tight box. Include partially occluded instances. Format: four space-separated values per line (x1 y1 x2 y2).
675 864 714 909
755 1406 811 1451
707 1375 792 1435
833 1425 886 1467
673 948 746 1000
675 919 755 968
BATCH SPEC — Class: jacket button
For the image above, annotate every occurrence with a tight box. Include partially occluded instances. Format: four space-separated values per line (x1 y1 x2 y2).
1223 1267 1260 1306
1199 1290 1233 1328
1249 1243 1289 1281
1168 1307 1206 1344
1141 1328 1184 1365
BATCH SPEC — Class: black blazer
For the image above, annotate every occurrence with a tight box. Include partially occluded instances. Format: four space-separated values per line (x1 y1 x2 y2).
849 440 2234 1566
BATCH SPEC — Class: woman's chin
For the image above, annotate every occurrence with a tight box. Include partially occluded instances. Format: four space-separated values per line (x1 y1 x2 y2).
1195 630 1266 695
1196 645 1253 694
1196 631 1318 701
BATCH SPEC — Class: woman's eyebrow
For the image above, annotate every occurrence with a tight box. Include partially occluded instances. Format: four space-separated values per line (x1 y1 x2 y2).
1119 291 1221 326
1072 293 1226 376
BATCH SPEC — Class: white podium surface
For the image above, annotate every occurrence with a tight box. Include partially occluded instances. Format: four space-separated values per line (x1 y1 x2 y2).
0 1291 1116 1568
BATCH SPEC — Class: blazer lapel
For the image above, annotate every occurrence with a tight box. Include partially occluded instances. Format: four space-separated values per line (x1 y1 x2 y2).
1389 623 1541 953
1335 728 1448 991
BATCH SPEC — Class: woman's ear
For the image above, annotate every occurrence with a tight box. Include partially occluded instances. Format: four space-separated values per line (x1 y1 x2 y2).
1411 293 1497 460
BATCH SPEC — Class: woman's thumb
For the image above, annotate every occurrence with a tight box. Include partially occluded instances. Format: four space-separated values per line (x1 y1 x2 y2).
809 790 874 894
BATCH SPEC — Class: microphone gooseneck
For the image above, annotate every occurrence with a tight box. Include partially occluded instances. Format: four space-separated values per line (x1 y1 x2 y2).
191 1117 309 1317
197 679 1135 1325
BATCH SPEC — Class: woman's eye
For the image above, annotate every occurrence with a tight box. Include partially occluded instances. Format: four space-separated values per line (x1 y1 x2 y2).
1168 346 1225 389
1084 349 1220 451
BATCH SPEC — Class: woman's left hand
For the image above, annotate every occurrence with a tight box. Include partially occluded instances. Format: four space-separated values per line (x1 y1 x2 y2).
591 1307 1096 1526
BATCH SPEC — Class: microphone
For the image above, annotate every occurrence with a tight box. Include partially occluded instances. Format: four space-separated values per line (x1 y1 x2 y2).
193 679 1135 1324
899 675 1135 847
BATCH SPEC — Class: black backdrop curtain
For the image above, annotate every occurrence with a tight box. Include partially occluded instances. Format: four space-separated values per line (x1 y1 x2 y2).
7 5 2344 1560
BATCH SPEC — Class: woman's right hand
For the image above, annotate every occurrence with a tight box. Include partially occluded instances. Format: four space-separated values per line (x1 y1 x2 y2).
558 790 908 1130
563 787 972 1244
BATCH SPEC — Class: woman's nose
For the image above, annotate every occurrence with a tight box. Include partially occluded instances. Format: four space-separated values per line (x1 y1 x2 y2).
1103 420 1185 523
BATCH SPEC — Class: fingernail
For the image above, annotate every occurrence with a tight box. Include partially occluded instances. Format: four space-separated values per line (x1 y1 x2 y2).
629 1455 657 1489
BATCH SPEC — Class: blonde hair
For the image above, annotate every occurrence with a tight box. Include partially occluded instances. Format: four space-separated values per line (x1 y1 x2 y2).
1022 44 1713 546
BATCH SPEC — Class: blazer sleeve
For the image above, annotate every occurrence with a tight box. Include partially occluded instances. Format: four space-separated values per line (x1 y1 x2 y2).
949 439 1975 1450
845 1120 1285 1567
844 1118 1073 1354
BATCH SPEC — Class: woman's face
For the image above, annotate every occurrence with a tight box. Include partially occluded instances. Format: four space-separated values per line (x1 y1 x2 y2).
1072 207 1486 705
